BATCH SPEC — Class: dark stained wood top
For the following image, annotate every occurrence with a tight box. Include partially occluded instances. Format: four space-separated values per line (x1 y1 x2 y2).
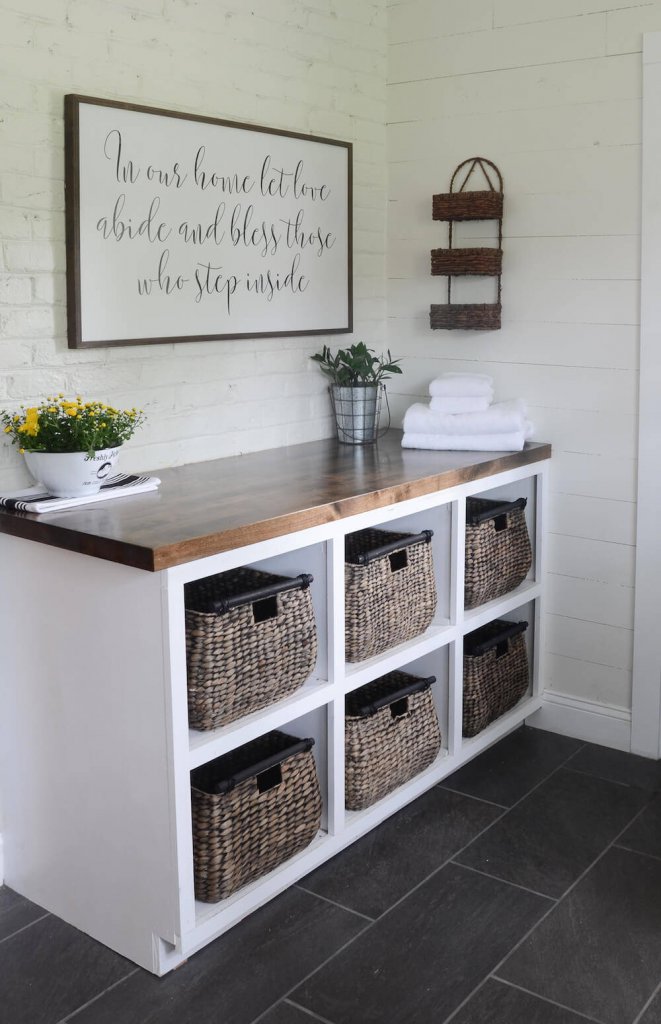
0 432 551 571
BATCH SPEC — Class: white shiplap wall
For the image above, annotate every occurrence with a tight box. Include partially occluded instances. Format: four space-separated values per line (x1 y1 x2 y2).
386 0 659 714
0 0 388 875
0 0 387 492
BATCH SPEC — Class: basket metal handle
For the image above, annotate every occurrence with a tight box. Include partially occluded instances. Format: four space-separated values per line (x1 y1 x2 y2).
210 573 313 614
354 529 434 566
466 497 527 526
352 675 436 717
464 620 528 658
202 736 316 794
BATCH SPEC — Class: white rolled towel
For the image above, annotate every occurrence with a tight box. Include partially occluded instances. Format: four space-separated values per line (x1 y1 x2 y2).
429 372 494 398
402 422 533 453
404 399 528 437
429 395 493 413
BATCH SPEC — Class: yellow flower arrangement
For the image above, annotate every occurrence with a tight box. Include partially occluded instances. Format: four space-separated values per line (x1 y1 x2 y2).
1 397 146 456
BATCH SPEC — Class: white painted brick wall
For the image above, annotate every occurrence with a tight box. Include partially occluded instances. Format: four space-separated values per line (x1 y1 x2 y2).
0 0 387 490
386 0 660 712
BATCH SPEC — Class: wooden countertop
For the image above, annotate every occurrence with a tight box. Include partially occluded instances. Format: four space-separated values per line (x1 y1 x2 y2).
0 432 551 571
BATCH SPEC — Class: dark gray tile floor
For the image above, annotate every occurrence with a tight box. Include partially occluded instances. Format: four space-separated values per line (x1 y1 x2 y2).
2 725 661 1024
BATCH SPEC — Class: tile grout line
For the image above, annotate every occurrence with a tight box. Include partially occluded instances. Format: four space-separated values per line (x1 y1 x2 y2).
247 785 518 1024
450 860 559 902
283 998 338 1024
294 883 375 923
252 736 590 1024
563 764 658 791
435 782 509 809
486 802 657 1016
614 842 661 864
632 976 661 1024
0 912 50 946
251 999 339 1024
366 736 585 921
438 766 653 1024
58 968 141 1024
246 920 369 1024
495 977 607 1024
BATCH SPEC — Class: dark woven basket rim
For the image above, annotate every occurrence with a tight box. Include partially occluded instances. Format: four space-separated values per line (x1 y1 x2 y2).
464 618 528 657
346 670 436 718
466 495 527 525
191 731 315 794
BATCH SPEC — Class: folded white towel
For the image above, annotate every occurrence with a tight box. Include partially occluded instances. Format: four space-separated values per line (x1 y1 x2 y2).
403 399 528 438
402 424 533 452
429 395 493 414
429 372 494 398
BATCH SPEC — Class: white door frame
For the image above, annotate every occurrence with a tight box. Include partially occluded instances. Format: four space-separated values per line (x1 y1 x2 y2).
632 33 661 758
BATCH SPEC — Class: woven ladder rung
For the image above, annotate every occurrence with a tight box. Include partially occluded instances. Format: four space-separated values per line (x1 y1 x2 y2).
431 247 502 277
429 302 501 331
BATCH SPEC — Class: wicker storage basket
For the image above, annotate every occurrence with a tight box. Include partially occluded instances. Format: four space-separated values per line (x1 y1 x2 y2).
431 247 502 277
344 528 437 662
463 619 529 737
191 730 322 902
432 190 503 222
430 302 501 331
345 671 441 810
185 567 317 731
464 497 532 610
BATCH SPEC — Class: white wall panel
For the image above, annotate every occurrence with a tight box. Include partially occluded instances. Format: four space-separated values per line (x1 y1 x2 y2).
387 1 657 715
548 493 636 545
495 0 644 28
545 652 632 707
547 574 635 630
389 54 640 122
389 15 607 83
546 614 633 672
546 533 635 587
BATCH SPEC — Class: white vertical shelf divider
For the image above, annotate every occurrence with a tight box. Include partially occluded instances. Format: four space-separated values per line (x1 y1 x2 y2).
447 498 466 758
532 463 548 699
326 531 346 836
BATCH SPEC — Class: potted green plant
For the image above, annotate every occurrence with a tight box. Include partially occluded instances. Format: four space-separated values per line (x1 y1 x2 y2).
1 396 146 498
311 342 402 444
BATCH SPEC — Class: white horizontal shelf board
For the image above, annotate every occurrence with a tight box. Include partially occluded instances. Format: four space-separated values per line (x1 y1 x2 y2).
462 581 542 632
461 693 544 760
343 748 452 834
188 831 333 952
188 677 335 768
343 619 456 689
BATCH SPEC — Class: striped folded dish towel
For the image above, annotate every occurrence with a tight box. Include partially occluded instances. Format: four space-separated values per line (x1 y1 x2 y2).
0 473 161 514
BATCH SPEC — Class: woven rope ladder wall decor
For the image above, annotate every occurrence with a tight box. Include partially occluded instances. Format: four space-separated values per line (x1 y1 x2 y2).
430 156 504 331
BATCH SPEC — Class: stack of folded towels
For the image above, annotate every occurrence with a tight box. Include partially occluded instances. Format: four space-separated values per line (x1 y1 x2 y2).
402 372 533 452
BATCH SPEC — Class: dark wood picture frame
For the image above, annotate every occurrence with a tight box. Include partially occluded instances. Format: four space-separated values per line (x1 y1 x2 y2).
64 94 353 348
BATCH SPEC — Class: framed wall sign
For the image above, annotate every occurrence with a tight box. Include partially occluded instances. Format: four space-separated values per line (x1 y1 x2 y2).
64 95 353 348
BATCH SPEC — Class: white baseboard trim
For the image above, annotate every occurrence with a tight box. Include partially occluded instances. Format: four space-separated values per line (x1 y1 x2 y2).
527 690 632 752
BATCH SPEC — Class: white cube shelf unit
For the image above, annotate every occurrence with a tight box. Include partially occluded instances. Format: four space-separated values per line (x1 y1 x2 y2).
0 432 550 975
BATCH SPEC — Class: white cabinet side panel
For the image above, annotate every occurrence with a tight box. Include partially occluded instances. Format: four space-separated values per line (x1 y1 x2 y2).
0 536 179 971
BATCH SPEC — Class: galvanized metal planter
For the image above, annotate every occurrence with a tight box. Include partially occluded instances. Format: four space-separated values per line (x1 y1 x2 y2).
329 383 385 444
